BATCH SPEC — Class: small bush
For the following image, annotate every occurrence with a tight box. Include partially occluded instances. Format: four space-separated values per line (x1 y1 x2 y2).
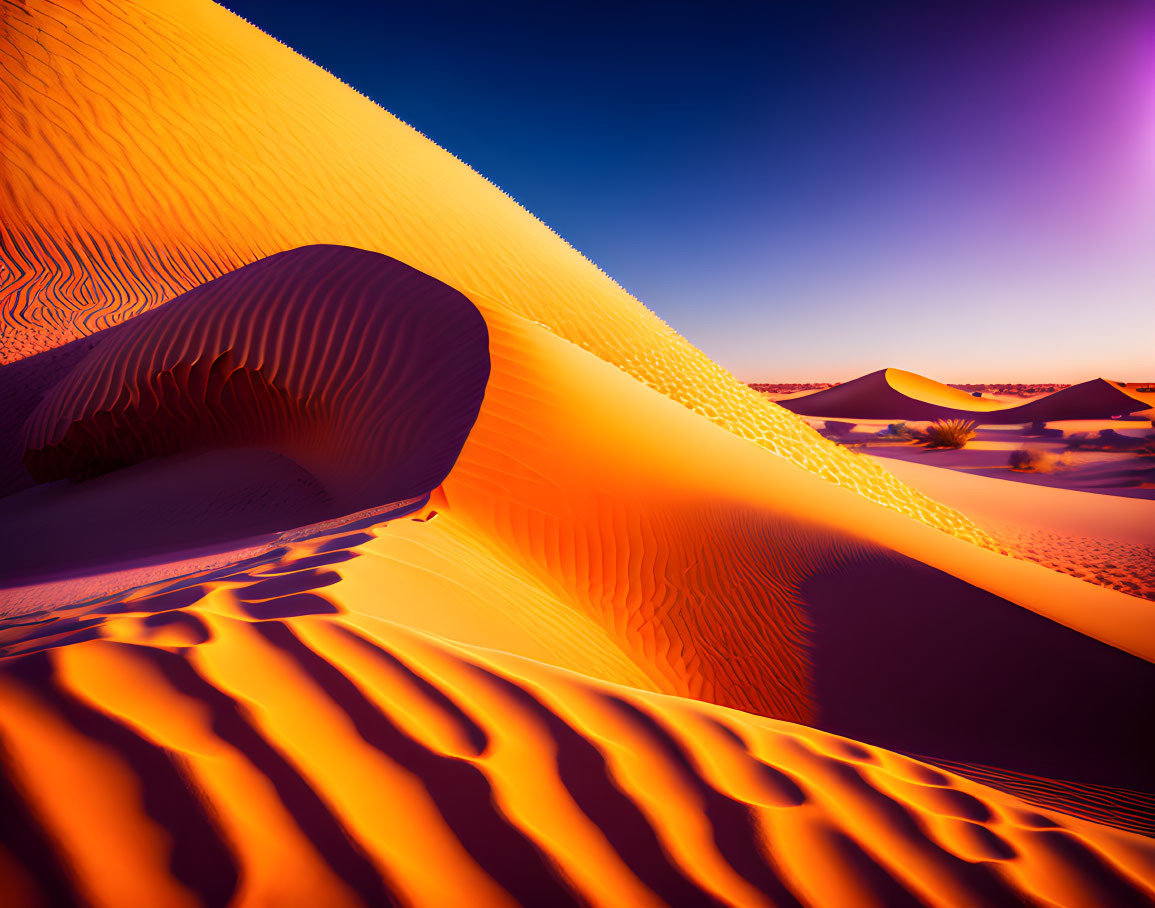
1023 420 1061 437
1069 430 1148 452
886 422 913 439
822 420 856 437
1009 448 1072 473
924 419 977 449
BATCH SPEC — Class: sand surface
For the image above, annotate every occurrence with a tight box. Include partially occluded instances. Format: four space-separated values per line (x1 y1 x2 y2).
2 1 1153 905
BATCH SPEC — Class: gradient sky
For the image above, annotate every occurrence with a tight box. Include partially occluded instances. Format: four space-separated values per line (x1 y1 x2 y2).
224 0 1155 382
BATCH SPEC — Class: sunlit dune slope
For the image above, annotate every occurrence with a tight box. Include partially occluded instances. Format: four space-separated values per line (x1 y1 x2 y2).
0 0 995 547
325 305 1155 786
7 283 1152 800
21 245 489 510
781 368 1155 422
3 590 1155 907
4 1 1155 902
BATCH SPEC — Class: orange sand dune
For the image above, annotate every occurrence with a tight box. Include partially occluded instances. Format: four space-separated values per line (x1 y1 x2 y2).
5 280 1154 838
0 0 1000 548
873 457 1155 601
780 368 1155 423
3 0 1155 904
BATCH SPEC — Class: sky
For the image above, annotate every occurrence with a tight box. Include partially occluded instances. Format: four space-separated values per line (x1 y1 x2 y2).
224 0 1155 382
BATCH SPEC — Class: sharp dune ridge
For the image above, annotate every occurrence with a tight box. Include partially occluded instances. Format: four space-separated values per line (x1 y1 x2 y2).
1 1 1153 906
779 367 1155 423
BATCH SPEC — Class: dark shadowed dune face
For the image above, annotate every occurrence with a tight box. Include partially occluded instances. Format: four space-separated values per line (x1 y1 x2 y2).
20 245 491 510
0 246 489 580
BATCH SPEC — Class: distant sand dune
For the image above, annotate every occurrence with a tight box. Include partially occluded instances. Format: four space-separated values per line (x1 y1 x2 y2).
780 368 1155 423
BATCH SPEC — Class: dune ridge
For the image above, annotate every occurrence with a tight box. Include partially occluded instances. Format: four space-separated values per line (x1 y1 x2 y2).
919 756 1155 840
779 368 1155 423
0 0 1001 549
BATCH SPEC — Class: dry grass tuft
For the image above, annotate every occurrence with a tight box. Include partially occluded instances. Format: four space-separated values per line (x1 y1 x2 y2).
924 419 977 449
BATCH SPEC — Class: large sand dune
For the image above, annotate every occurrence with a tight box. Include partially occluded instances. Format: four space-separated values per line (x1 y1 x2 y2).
780 368 1155 423
2 0 1153 904
4 277 1153 901
0 0 999 548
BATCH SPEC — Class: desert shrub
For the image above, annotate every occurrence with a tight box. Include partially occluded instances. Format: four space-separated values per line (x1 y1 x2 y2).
822 420 856 437
1100 429 1148 450
886 422 913 439
1009 449 1038 471
924 419 977 449
1024 420 1062 438
1009 448 1072 473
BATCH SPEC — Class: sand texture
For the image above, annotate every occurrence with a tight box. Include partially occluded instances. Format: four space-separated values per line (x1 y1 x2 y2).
1 1 1153 905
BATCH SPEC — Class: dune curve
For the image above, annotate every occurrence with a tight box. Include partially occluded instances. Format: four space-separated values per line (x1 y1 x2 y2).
20 245 490 510
0 0 1002 550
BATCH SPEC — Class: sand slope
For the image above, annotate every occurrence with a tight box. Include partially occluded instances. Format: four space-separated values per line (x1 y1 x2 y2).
4 564 1155 907
0 0 1000 548
2 1 1154 904
780 368 1155 423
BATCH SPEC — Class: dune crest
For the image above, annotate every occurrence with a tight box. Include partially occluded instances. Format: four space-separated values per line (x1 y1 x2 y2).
0 0 999 548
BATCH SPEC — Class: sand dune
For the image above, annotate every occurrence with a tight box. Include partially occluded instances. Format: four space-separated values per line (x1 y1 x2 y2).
4 280 1153 905
3 550 1154 907
780 368 1155 423
874 457 1155 601
21 245 489 508
0 0 1002 548
2 0 1153 904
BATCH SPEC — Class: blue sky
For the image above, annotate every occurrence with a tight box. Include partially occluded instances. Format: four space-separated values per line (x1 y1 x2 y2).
225 0 1155 382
